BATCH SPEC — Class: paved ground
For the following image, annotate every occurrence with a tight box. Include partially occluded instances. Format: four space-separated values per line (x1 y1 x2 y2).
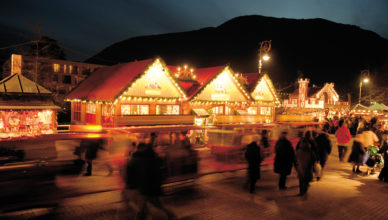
1 135 388 219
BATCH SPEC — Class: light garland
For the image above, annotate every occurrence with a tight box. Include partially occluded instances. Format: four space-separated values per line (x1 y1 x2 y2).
114 58 187 102
66 59 285 119
191 66 251 101
65 98 113 105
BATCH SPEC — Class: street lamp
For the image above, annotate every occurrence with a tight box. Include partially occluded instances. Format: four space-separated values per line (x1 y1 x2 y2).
358 69 370 104
258 40 271 74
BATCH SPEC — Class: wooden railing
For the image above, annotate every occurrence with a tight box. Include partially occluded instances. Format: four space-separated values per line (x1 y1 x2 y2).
213 115 272 124
113 115 195 126
276 114 315 122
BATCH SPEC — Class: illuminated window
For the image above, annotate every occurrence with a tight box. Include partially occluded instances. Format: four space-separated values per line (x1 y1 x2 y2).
121 105 149 115
86 103 96 114
53 64 60 72
69 65 73 74
102 104 114 116
63 65 67 73
260 107 272 116
225 106 231 115
73 102 81 121
211 106 223 115
156 105 179 115
248 107 258 115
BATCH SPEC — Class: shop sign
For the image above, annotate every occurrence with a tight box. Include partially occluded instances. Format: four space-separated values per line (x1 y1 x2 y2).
145 79 162 95
211 83 230 100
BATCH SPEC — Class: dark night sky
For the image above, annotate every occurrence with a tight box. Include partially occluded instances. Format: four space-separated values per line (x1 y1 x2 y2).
1 0 388 61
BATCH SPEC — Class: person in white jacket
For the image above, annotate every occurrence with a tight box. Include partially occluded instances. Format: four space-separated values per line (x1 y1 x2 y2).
361 126 379 148
361 125 379 175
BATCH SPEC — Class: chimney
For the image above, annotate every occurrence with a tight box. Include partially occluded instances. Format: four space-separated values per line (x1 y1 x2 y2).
298 78 309 108
11 54 22 75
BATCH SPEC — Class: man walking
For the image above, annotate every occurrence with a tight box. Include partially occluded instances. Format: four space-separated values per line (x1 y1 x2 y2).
274 131 295 190
296 131 318 197
245 136 263 194
315 124 332 179
126 136 176 219
83 138 105 176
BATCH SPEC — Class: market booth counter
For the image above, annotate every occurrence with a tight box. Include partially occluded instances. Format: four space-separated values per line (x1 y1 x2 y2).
0 73 60 139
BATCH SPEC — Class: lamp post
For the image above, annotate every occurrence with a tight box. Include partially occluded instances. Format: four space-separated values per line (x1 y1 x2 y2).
258 40 271 74
358 69 370 104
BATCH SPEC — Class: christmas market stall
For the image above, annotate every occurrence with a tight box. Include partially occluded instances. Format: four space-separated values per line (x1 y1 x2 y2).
243 73 280 123
368 102 388 115
0 73 59 138
350 103 372 118
368 103 388 130
66 58 190 127
179 65 253 124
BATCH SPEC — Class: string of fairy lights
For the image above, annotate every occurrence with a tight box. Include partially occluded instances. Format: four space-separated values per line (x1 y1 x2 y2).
65 58 280 109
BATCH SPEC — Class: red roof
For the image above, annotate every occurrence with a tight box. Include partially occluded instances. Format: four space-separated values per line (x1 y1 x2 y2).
242 73 262 92
195 66 224 85
168 65 224 98
178 81 201 98
66 59 153 101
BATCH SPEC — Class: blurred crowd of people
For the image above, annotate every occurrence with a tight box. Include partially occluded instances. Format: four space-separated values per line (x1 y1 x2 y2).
121 131 199 219
332 117 387 181
271 126 332 198
71 116 387 218
244 116 387 199
72 130 199 219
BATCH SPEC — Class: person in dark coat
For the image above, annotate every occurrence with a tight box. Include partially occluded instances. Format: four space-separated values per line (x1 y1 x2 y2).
274 131 295 190
245 137 263 193
83 138 105 176
126 140 176 219
350 118 359 136
261 129 270 158
295 131 318 197
378 134 388 182
315 125 332 179
348 132 365 174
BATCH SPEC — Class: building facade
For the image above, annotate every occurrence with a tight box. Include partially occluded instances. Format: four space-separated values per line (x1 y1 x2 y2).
2 54 106 107
66 57 280 127
281 78 350 121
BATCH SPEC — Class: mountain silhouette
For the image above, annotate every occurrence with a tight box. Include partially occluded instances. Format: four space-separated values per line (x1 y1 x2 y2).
87 15 388 98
